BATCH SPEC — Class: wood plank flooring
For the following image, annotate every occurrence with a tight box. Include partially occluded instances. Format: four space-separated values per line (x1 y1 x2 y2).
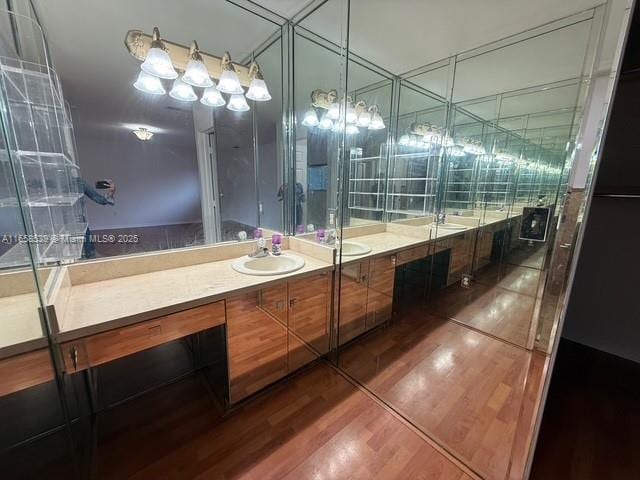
339 310 531 480
93 363 474 480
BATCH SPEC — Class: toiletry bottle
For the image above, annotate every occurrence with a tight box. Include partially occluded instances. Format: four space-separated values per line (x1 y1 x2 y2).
272 234 282 256
255 228 266 251
316 228 326 244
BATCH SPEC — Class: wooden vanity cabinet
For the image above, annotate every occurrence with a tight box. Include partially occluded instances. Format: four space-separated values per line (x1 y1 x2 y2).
0 349 55 397
366 254 396 329
61 301 225 374
338 261 369 346
227 289 288 403
447 232 475 285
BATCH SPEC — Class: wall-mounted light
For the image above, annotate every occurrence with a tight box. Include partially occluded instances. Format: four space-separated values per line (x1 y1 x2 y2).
217 52 244 95
304 90 385 132
140 27 178 79
246 62 271 101
133 71 166 95
318 114 333 130
368 106 385 130
132 127 154 141
227 93 250 112
200 85 225 107
182 41 213 88
169 77 197 102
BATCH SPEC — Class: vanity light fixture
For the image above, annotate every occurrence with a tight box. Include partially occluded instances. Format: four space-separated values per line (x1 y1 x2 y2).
345 124 359 135
227 93 250 112
368 106 385 130
132 127 154 141
133 71 166 95
182 41 214 88
356 107 371 128
494 149 517 163
327 102 340 120
345 101 358 124
169 77 197 102
246 62 272 101
217 52 244 95
302 108 320 127
448 145 466 157
140 27 178 80
462 140 486 155
200 85 226 107
318 114 333 130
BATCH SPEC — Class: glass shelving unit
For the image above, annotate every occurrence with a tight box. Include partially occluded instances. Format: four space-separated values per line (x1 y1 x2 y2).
444 154 477 214
0 56 86 268
474 155 515 211
348 147 386 215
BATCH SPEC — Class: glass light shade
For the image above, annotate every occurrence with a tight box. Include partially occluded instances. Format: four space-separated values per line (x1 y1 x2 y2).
133 71 166 95
398 134 410 146
448 145 465 157
327 103 340 120
246 78 271 101
227 94 250 112
463 143 486 155
356 111 371 128
217 69 244 94
318 114 333 130
369 112 385 130
408 136 419 147
345 104 357 124
141 47 178 79
169 78 197 102
182 59 213 88
200 85 225 107
302 109 319 127
345 124 359 135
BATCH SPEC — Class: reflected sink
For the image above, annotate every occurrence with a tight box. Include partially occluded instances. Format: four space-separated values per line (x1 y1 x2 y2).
338 241 372 256
430 223 468 232
232 253 305 276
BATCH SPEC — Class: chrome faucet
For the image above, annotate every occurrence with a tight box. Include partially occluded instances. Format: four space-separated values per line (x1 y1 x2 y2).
326 229 339 246
437 211 447 225
249 246 269 258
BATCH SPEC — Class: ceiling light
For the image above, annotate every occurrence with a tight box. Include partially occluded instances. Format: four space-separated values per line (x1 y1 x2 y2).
227 93 250 112
345 124 359 135
369 108 385 130
133 71 166 95
217 52 244 94
246 62 271 101
182 41 213 88
318 114 333 130
302 108 319 127
200 85 225 107
356 110 371 128
169 77 197 101
132 127 154 141
140 27 178 79
327 102 340 120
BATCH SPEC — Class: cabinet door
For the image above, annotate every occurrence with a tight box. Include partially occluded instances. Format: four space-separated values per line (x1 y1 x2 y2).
366 254 396 329
288 272 331 359
227 291 288 403
338 261 369 346
448 232 474 285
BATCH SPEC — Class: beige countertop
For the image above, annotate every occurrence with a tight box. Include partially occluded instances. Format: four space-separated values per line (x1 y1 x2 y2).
0 293 45 355
56 250 333 341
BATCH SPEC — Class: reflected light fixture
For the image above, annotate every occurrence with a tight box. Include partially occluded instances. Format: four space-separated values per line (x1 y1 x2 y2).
302 108 319 127
356 108 371 128
227 93 250 112
200 85 226 107
448 145 465 157
140 27 178 79
182 41 213 88
169 77 197 101
462 140 486 155
345 100 357 124
217 52 244 94
345 124 359 135
327 102 340 120
246 62 272 101
133 71 166 95
368 106 385 130
132 127 154 141
318 114 333 130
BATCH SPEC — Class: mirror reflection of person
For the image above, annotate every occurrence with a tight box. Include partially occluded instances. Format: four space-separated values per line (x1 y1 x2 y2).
77 178 115 259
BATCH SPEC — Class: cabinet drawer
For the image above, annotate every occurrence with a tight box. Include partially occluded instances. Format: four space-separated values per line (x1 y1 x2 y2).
397 245 428 265
61 301 225 371
0 349 55 397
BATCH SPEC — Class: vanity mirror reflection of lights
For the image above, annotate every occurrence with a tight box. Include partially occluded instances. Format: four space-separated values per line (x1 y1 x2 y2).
0 0 630 478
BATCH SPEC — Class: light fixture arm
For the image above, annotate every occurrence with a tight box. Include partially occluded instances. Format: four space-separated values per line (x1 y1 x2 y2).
248 61 264 80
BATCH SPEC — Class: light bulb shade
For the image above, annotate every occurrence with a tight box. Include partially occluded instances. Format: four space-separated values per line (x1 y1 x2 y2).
302 109 319 127
141 47 178 79
356 111 371 128
246 78 271 101
345 124 359 135
318 115 333 130
345 105 357 124
133 71 166 95
369 112 385 130
398 134 410 146
200 85 225 107
332 121 345 133
182 59 213 88
217 69 243 94
227 94 250 112
327 103 340 120
169 77 197 101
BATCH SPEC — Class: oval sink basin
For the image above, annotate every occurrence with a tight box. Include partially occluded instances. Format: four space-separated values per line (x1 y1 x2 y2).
232 253 305 276
431 223 467 231
339 241 372 256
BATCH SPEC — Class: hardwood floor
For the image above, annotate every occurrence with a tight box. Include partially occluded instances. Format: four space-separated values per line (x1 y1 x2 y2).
92 363 474 480
338 309 531 480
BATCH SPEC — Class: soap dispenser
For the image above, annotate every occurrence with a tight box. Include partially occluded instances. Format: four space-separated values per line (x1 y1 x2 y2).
272 234 282 256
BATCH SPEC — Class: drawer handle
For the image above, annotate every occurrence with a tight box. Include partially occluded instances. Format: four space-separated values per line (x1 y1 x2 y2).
289 298 297 308
70 346 78 370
